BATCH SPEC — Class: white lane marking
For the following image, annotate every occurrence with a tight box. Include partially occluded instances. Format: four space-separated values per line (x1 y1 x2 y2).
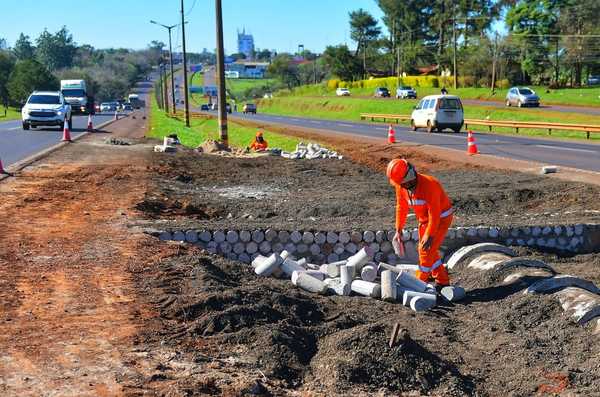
8 127 21 130
291 119 300 122
375 127 387 131
338 124 354 127
535 144 597 154
309 120 321 124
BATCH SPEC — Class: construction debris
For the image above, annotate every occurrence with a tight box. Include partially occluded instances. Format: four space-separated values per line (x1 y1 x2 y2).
154 137 177 153
279 142 343 160
104 137 132 146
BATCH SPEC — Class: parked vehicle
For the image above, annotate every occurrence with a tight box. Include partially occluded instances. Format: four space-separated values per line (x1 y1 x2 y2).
100 102 118 112
128 94 144 109
374 87 390 98
122 103 133 111
243 103 257 114
336 87 351 96
61 79 93 115
200 104 210 111
505 87 540 107
588 75 600 86
410 95 463 133
226 103 232 114
21 91 72 130
396 86 417 99
210 103 218 111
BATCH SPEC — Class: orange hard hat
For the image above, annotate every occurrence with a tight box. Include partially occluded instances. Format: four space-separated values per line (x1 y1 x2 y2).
256 131 263 138
386 158 416 185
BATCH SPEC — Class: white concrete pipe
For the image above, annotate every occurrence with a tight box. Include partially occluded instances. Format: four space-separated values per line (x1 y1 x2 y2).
264 228 278 242
326 231 339 244
296 258 307 268
440 286 466 302
295 272 328 295
254 254 280 276
360 264 378 282
281 257 305 277
291 270 325 285
402 290 437 307
226 230 239 244
314 232 326 245
251 255 267 269
239 230 251 242
396 271 428 292
339 231 351 244
324 278 351 296
410 296 437 312
381 270 397 302
340 264 354 287
346 247 374 270
351 280 381 298
302 232 314 244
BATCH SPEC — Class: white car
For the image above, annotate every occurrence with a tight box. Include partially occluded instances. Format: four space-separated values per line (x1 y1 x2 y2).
410 95 463 133
21 91 72 130
336 87 351 96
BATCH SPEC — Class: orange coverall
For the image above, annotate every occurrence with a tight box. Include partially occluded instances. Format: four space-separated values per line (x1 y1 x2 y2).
249 138 268 151
395 173 453 285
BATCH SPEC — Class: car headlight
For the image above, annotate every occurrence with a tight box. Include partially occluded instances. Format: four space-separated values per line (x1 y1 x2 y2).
56 111 63 116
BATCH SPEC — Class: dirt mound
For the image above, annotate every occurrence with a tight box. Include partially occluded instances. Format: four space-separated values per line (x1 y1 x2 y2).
310 323 474 395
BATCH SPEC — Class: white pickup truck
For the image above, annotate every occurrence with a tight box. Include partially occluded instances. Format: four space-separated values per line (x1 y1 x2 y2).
21 91 72 130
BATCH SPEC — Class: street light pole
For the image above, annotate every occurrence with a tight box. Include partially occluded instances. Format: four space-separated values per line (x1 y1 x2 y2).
150 20 178 114
180 0 190 127
215 0 228 144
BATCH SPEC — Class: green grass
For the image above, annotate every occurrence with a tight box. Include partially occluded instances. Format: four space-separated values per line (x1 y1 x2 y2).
226 78 277 99
256 96 600 141
147 95 301 151
285 82 600 107
0 107 21 121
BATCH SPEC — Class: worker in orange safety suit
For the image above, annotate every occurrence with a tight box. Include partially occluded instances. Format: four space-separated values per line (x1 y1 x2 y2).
248 131 269 151
386 158 453 286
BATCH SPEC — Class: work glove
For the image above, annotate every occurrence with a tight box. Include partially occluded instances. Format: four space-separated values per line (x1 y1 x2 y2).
420 235 434 251
392 230 406 257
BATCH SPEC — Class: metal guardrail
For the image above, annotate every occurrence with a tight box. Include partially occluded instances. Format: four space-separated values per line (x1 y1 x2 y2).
359 113 600 139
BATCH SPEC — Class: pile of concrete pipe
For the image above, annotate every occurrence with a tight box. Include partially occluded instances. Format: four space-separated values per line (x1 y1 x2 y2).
448 242 600 335
251 246 465 313
279 142 343 160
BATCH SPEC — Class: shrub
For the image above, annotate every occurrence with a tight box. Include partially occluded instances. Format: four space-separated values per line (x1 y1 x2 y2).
326 79 340 91
477 77 490 88
496 79 510 89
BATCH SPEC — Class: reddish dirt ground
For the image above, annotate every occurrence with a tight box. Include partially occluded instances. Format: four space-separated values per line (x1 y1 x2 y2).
1 108 599 396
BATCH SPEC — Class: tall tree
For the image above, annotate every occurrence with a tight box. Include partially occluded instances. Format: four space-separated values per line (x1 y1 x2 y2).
349 8 381 75
0 52 15 105
7 59 58 103
13 33 35 61
267 54 299 88
322 45 362 81
35 27 77 71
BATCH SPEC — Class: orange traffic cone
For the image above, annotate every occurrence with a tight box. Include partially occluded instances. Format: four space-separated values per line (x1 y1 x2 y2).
62 121 72 142
87 114 94 132
388 124 396 144
467 130 478 155
0 156 7 174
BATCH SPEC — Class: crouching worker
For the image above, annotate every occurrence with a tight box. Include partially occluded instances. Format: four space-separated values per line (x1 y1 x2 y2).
247 131 268 152
386 158 453 286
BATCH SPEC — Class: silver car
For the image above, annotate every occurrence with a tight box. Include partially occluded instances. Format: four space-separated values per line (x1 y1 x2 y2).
506 87 540 107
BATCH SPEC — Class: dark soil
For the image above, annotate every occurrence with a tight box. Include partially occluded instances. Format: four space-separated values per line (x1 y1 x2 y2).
133 147 600 232
133 245 600 396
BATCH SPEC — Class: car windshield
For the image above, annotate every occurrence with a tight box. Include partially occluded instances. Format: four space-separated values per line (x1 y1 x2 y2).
519 88 534 95
62 89 85 97
28 95 61 105
379 88 388 92
101 103 111 106
400 86 413 90
439 98 462 110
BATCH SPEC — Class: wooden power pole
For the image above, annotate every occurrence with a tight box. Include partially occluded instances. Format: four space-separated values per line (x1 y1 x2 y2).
215 0 228 145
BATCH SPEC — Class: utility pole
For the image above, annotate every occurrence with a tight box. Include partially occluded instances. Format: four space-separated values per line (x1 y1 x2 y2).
491 32 498 94
150 20 178 113
158 64 164 110
215 0 228 144
163 64 170 113
180 0 190 127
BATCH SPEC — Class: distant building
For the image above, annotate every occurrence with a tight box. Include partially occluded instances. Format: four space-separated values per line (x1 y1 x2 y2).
237 28 255 59
225 61 269 79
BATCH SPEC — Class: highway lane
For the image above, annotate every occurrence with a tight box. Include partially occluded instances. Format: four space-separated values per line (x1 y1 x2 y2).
223 111 600 173
0 113 115 167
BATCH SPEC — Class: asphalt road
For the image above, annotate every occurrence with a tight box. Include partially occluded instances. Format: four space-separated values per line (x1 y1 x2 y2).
0 113 115 167
224 110 600 173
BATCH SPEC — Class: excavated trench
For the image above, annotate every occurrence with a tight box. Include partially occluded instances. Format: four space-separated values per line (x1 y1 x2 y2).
132 150 600 395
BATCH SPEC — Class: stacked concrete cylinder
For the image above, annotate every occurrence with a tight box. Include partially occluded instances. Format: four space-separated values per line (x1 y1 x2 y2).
156 223 600 264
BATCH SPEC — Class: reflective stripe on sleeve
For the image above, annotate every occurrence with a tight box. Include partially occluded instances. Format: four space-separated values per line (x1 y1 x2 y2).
441 207 454 218
418 264 431 272
430 259 443 270
408 199 427 206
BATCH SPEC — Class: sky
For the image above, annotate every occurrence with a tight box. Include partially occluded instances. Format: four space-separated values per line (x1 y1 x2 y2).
0 0 385 54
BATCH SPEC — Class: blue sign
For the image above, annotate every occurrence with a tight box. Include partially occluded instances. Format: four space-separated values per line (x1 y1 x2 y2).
190 64 203 73
189 86 203 93
204 86 218 96
224 56 234 64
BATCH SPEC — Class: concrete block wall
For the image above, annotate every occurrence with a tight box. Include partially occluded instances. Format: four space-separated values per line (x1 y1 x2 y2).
154 223 600 264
